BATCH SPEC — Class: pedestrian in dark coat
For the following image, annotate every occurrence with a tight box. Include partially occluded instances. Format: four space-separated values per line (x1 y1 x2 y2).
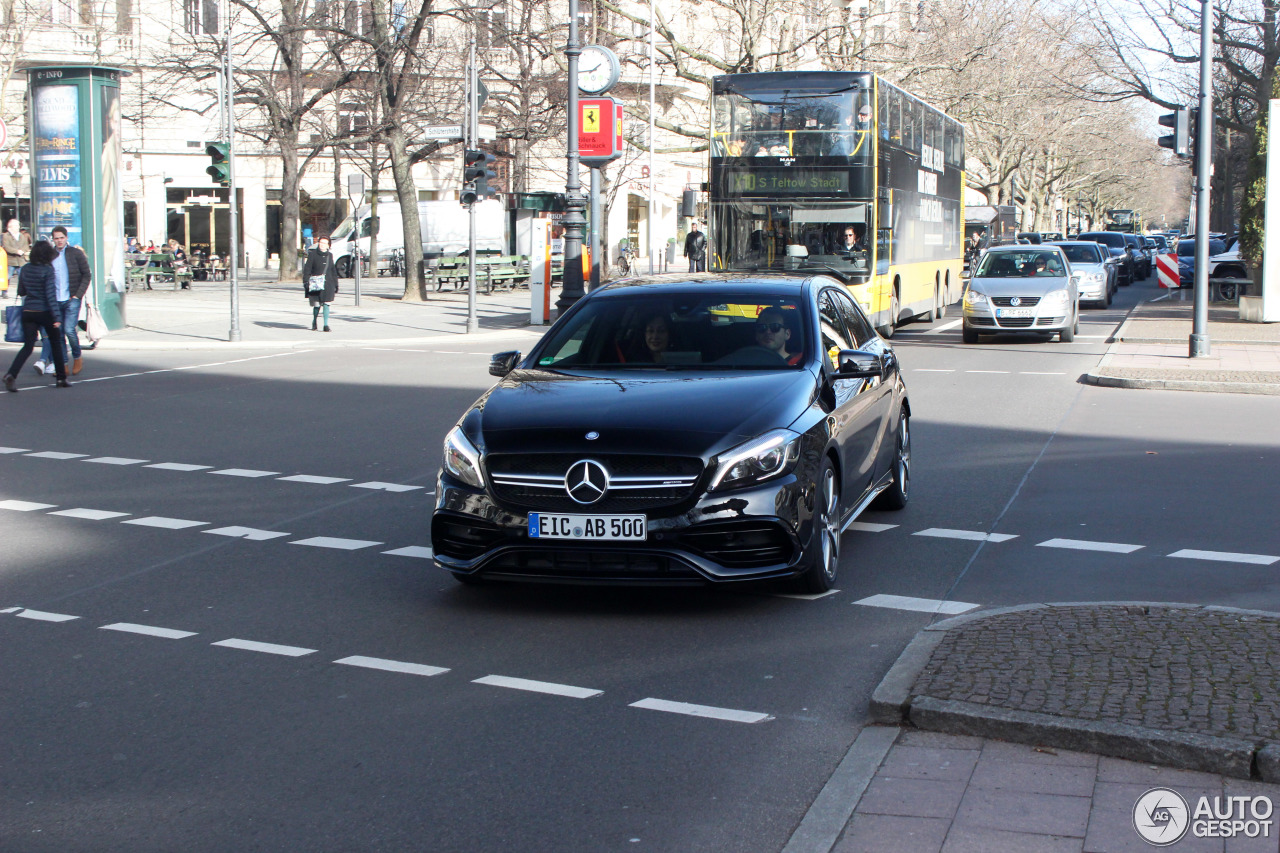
301 236 339 331
4 240 69 390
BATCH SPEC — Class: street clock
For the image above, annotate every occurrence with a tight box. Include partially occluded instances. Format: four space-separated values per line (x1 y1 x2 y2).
578 45 621 95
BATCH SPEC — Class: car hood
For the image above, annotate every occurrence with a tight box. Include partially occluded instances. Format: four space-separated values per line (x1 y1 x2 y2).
969 276 1071 296
1069 262 1107 275
472 369 817 459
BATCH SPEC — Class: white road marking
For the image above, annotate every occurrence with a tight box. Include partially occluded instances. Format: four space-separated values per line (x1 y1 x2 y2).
349 482 424 493
1037 538 1144 554
145 462 213 472
629 698 771 724
204 526 291 541
26 451 89 460
0 446 31 454
50 508 131 521
277 474 351 485
854 594 979 615
775 590 840 601
78 352 305 384
0 500 57 512
1169 549 1279 566
925 319 963 334
845 522 898 533
913 528 1018 543
211 468 281 478
290 536 383 550
1020 371 1066 376
335 656 449 677
212 638 317 657
965 370 1010 374
84 457 149 465
382 546 435 559
16 609 80 622
122 516 209 530
0 607 21 613
472 675 603 699
100 622 197 639
912 368 955 373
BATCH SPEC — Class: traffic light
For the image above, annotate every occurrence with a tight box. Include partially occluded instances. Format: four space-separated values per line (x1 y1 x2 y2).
205 141 230 186
1157 107 1189 158
460 149 497 205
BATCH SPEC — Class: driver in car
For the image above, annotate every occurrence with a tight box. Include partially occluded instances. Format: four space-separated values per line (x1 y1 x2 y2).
755 307 802 365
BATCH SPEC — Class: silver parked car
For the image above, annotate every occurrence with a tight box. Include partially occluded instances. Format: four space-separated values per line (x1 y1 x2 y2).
962 245 1081 343
1049 241 1115 307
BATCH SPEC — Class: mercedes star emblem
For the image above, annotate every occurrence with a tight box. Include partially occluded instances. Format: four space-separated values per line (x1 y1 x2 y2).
1009 296 1022 307
585 431 599 440
565 459 609 505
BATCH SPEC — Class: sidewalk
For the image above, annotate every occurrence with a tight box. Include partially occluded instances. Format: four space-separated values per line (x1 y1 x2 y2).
785 604 1280 853
1085 296 1280 395
3 271 550 351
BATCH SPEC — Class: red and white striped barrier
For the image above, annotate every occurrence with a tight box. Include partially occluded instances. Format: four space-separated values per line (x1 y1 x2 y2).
1156 252 1179 288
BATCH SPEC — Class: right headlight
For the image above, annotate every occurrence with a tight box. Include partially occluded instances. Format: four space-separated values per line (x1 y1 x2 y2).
709 429 802 492
442 426 484 489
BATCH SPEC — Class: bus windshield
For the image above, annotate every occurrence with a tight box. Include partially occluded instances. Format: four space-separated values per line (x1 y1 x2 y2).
713 85 874 164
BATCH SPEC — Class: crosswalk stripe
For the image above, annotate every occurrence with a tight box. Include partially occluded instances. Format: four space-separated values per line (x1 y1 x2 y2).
854 594 979 615
290 536 383 550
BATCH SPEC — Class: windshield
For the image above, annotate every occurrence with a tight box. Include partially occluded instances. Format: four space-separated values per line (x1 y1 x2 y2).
975 251 1067 278
330 214 356 241
533 292 812 371
1055 244 1102 264
711 201 872 278
1080 232 1125 249
712 87 873 163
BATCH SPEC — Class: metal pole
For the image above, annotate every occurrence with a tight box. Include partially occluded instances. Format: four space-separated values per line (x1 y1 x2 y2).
589 165 601 290
466 39 479 333
1190 0 1214 356
648 0 656 275
556 0 587 313
226 5 241 343
353 227 362 306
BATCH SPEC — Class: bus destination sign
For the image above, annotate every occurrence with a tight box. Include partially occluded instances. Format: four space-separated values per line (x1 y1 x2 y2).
728 170 849 195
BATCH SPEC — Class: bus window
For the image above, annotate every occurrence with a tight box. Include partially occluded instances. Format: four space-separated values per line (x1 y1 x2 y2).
904 98 919 151
888 88 901 146
878 86 889 141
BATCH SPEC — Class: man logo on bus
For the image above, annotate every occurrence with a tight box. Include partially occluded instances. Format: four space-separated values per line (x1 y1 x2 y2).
1133 788 1190 846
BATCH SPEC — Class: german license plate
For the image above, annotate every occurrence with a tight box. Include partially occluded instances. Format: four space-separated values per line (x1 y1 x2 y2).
996 308 1034 318
528 513 647 541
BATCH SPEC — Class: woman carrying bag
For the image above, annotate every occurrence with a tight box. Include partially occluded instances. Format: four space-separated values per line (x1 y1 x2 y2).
302 236 339 332
4 240 69 391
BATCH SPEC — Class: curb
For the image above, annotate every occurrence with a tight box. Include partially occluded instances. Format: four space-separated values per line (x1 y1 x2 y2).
1082 372 1280 395
867 602 1280 782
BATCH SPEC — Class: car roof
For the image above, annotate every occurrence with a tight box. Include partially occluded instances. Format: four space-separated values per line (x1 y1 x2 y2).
983 244 1065 254
593 274 820 298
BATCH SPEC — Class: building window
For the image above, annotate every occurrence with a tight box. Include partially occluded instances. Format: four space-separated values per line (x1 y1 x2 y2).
339 103 370 151
477 1 506 49
184 0 218 34
344 0 371 35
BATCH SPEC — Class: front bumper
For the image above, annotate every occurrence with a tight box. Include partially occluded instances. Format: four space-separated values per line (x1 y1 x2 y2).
431 473 814 584
963 300 1071 332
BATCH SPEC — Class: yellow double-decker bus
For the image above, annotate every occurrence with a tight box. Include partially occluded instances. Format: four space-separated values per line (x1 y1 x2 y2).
708 71 964 336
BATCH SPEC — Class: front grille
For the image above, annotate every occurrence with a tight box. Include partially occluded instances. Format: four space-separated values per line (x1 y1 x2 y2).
969 317 994 326
487 453 704 513
991 296 1041 307
484 548 702 582
678 520 795 569
1036 316 1065 326
432 515 508 560
995 317 1034 328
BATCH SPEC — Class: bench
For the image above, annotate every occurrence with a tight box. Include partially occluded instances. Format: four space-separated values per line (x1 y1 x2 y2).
429 254 529 293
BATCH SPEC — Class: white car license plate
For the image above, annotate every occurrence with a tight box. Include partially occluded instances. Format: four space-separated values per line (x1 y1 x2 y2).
528 513 647 541
996 308 1034 318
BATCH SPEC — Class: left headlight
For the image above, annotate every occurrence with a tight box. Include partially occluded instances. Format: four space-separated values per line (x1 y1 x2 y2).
709 429 802 491
442 426 484 489
963 289 987 306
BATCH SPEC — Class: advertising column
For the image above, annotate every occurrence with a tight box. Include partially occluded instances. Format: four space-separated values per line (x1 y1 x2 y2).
28 67 126 331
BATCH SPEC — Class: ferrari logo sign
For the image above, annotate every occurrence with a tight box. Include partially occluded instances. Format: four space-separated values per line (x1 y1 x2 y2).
582 106 601 134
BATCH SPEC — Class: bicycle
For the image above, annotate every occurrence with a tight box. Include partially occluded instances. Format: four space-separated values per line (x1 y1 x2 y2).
616 240 635 277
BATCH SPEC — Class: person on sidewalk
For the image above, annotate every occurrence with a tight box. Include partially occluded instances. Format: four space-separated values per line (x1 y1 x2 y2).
4 240 70 391
684 222 707 273
3 219 31 298
35 226 91 377
302 236 339 332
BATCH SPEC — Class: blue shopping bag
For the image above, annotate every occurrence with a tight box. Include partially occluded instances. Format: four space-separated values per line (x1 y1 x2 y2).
4 305 23 343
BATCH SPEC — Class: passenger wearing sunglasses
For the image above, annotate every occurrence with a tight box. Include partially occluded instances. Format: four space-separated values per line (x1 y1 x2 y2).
754 307 801 365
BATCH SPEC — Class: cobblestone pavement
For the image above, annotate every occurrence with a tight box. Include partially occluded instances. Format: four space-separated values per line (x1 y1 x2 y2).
912 606 1280 743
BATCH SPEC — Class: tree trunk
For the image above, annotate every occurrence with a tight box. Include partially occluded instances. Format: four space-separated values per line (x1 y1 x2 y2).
279 135 301 281
388 122 427 301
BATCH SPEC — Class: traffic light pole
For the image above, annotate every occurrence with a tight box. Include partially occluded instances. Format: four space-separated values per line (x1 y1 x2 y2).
466 40 479 334
1190 0 1214 357
225 11 241 343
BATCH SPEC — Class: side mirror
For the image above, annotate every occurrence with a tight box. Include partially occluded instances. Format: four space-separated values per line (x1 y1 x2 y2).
1070 275 1081 287
834 350 883 380
489 350 521 377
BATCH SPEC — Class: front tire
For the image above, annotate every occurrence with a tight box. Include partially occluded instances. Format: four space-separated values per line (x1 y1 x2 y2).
878 290 900 338
801 460 841 593
962 325 979 344
872 411 910 511
336 256 353 279
1059 312 1075 342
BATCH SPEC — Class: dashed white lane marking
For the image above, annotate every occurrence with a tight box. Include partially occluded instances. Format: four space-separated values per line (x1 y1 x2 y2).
1038 538 1144 554
855 594 980 615
913 528 1018 543
50 508 131 521
913 368 955 373
84 456 150 466
350 481 424 493
925 319 963 334
16 609 80 622
145 462 213 472
212 638 317 657
122 516 209 530
1020 371 1067 375
100 622 197 639
965 370 1010 374
277 474 352 485
78 352 306 385
26 451 89 460
472 675 603 699
1169 549 1280 566
382 546 435 559
211 468 281 478
0 606 22 613
335 656 449 677
629 698 771 724
846 522 898 533
775 590 840 601
290 536 383 550
0 446 31 454
0 500 57 512
204 526 291 541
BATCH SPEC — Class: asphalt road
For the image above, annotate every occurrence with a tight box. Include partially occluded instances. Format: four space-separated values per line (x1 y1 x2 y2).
3 276 1278 852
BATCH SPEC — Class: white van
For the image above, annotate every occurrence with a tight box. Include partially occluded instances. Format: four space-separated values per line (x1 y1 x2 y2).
329 199 507 277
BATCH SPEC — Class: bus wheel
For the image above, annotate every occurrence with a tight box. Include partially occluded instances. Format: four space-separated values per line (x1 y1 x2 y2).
934 283 946 320
878 290 899 338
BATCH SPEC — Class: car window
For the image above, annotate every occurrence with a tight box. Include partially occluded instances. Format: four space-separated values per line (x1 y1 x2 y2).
830 288 878 347
818 291 855 365
1080 233 1125 248
1056 244 1102 264
976 251 1066 277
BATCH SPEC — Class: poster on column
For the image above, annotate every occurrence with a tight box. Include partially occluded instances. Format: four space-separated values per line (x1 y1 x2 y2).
32 85 82 243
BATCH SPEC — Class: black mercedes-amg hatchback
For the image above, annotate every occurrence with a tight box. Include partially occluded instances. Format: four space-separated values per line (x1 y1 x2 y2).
431 275 910 591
